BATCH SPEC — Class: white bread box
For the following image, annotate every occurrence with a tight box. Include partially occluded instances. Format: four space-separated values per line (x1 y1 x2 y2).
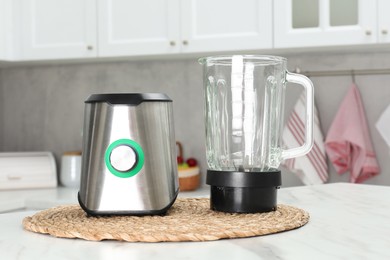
0 152 57 190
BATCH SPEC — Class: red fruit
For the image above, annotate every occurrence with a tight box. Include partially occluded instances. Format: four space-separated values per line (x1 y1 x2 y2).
177 156 184 164
186 158 198 167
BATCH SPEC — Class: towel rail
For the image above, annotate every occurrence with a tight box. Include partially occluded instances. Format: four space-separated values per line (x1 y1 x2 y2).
293 67 390 77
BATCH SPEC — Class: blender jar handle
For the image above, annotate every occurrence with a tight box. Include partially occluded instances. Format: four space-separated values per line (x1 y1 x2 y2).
281 72 314 160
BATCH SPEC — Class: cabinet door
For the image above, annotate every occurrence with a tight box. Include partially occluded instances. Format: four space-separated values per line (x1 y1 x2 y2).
98 0 180 57
20 0 97 60
378 0 390 43
0 1 7 60
0 0 14 60
181 0 272 53
274 0 376 48
0 0 6 60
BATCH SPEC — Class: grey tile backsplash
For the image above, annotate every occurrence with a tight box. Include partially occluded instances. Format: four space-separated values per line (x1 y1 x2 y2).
1 51 390 187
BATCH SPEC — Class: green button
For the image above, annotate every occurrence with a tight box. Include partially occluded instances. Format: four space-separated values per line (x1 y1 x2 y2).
105 139 145 178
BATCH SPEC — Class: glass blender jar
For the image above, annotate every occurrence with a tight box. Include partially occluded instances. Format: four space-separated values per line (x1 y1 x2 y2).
199 55 314 213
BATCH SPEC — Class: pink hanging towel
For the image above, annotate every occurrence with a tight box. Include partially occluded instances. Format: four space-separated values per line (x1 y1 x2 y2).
325 84 380 183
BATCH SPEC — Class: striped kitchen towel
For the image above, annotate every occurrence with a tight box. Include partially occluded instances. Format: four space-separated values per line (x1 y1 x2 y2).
282 94 328 185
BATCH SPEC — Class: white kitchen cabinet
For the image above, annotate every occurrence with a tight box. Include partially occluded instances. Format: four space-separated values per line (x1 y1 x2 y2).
98 0 272 57
0 0 7 59
20 0 97 60
98 0 181 57
377 0 390 43
0 0 14 60
2 0 390 62
180 0 272 53
274 0 377 48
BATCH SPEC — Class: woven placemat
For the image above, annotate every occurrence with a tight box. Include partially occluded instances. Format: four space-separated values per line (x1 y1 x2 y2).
23 198 309 242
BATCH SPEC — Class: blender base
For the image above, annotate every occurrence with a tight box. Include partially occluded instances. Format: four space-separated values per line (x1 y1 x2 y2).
207 170 281 213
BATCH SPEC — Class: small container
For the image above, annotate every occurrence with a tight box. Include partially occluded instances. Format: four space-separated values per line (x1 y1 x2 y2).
60 151 82 188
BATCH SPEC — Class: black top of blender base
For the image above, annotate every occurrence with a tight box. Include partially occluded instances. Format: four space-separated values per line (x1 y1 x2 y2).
85 93 172 105
206 170 281 188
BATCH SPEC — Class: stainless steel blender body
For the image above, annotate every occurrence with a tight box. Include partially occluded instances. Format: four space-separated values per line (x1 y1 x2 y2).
78 93 179 215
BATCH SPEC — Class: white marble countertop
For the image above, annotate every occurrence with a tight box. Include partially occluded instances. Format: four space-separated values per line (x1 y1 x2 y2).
0 186 209 213
0 183 389 259
0 187 78 213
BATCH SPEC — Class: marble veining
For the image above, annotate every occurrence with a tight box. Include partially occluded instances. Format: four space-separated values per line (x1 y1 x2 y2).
0 183 390 259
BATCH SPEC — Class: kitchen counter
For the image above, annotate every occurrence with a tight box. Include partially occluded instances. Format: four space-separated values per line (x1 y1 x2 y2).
0 187 78 213
0 186 208 213
0 183 389 259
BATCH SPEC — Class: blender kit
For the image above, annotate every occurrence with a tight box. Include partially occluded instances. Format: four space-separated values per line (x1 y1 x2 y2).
78 55 314 216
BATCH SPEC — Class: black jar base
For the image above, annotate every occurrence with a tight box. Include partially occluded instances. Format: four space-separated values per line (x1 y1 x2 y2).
207 170 281 213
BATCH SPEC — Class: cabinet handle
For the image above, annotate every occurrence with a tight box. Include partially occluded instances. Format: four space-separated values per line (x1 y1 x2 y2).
182 40 188 45
365 30 372 36
170 41 176 46
382 29 388 35
87 45 93 50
